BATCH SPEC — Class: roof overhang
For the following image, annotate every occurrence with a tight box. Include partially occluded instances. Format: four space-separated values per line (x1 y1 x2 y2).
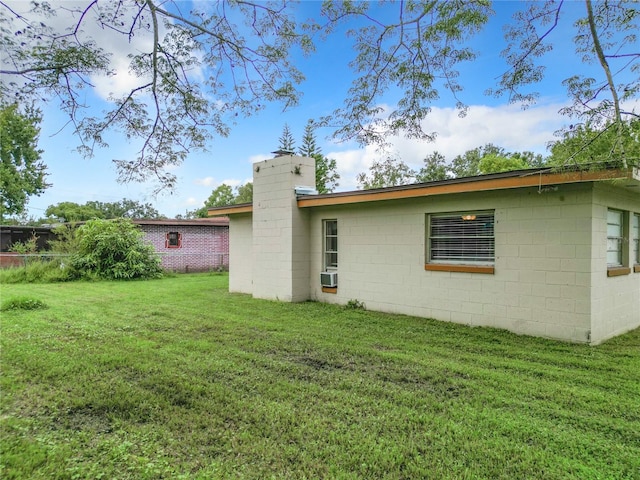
207 167 639 216
298 167 639 208
208 203 253 217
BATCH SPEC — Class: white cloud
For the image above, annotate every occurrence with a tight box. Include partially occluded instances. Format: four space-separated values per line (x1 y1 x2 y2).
194 177 217 187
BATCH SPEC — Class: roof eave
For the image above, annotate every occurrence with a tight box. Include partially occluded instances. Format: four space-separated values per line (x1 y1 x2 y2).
298 168 633 208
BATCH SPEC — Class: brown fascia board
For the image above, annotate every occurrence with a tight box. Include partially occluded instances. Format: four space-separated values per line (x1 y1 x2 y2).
132 218 229 227
298 167 634 208
205 166 636 215
208 203 253 216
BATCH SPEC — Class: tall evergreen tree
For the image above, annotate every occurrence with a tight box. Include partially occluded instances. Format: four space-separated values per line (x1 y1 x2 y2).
278 123 296 152
299 119 320 157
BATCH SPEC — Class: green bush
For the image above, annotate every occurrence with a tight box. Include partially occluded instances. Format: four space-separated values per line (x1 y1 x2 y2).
71 218 162 280
1 296 48 311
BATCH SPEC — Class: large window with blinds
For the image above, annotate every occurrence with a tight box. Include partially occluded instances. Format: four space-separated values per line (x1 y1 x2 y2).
428 211 495 265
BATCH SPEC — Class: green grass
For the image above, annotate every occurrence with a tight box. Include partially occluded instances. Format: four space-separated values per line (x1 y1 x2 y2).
1 273 638 479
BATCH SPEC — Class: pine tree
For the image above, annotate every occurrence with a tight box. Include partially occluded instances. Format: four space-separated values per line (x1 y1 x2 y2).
278 123 296 152
299 119 320 157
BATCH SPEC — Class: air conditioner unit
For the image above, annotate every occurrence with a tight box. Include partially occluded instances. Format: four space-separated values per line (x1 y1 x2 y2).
320 271 338 288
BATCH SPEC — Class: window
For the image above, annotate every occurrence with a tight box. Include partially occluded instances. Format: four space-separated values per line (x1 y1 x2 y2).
166 231 182 248
427 211 495 270
633 213 639 266
323 220 337 271
606 209 623 267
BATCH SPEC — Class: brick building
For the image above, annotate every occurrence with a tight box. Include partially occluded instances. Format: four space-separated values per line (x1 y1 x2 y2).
136 218 229 273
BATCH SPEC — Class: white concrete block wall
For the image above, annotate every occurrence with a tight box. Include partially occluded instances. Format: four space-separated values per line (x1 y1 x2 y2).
309 185 599 343
228 214 253 294
590 183 640 344
252 155 315 302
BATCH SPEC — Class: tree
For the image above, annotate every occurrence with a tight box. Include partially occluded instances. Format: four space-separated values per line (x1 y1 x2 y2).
299 119 320 157
418 145 547 182
278 123 296 152
45 202 103 222
313 153 340 194
0 104 48 220
71 218 162 280
450 144 507 178
489 0 639 167
1 1 637 190
191 184 235 218
298 120 339 193
84 199 162 219
234 182 253 204
45 198 163 222
357 155 415 190
547 119 640 166
416 152 449 182
478 154 530 174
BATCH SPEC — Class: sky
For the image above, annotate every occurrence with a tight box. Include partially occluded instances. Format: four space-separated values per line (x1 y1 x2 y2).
4 0 637 220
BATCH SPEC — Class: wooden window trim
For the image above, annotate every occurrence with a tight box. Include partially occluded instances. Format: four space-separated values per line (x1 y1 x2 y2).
322 286 337 294
425 264 495 274
166 232 182 249
607 267 631 277
634 265 640 273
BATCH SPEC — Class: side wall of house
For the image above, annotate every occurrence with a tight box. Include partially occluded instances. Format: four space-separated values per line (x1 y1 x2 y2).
228 214 254 294
590 183 640 344
308 183 595 343
142 225 229 272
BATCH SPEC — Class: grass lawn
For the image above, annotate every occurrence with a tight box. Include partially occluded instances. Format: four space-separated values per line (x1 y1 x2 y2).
1 273 639 479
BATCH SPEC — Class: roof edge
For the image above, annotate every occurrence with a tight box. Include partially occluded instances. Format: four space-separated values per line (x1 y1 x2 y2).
298 167 634 208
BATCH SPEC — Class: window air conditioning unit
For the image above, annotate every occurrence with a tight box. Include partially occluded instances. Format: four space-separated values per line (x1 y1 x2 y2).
320 271 338 288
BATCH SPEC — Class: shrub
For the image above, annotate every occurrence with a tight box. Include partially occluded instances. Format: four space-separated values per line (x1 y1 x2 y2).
0 258 76 284
9 234 38 254
345 299 366 310
48 223 81 254
71 218 162 280
1 296 48 311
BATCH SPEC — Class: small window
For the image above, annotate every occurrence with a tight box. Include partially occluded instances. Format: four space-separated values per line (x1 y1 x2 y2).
428 211 495 265
166 231 182 248
606 209 623 267
323 220 338 271
633 213 639 265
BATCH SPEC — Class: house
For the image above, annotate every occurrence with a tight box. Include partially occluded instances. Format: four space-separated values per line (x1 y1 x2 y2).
0 218 230 273
208 154 640 345
135 218 229 272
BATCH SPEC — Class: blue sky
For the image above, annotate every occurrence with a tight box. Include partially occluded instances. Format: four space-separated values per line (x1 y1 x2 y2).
11 0 636 219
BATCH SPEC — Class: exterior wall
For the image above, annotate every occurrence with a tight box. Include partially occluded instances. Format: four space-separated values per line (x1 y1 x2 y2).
309 184 597 343
228 214 253 294
589 183 640 344
141 224 229 273
252 155 314 302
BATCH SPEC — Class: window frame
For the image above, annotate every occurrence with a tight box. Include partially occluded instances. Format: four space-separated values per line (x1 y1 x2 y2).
425 210 495 274
166 231 182 249
323 219 338 272
633 213 639 272
606 209 631 277
606 209 624 267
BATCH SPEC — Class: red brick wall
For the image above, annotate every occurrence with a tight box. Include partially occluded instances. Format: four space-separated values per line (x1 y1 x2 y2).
141 225 229 273
0 253 26 268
